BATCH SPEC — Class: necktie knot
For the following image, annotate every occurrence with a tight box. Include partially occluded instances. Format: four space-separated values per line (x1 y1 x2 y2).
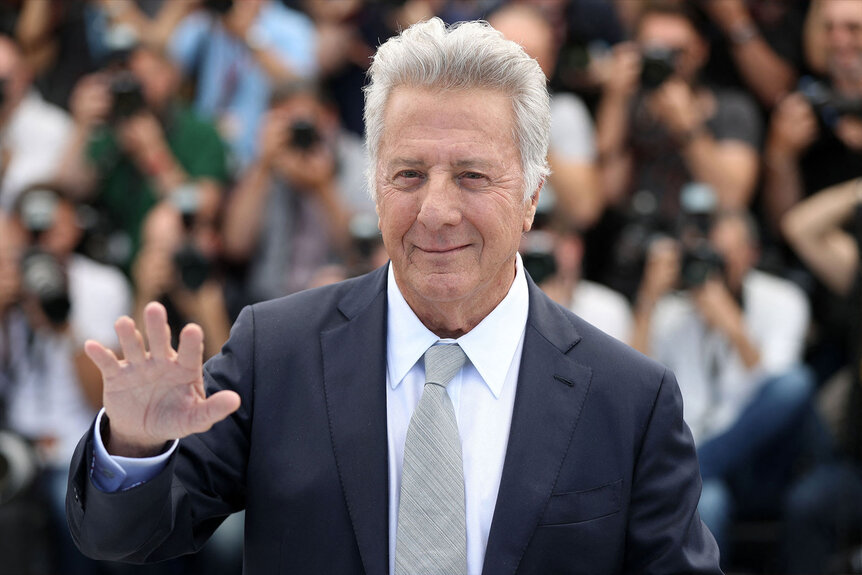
424 344 467 388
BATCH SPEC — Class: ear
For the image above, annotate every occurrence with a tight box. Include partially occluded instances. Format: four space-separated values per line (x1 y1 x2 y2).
522 180 543 233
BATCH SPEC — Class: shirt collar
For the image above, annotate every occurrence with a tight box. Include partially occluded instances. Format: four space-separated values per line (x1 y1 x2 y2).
386 254 530 399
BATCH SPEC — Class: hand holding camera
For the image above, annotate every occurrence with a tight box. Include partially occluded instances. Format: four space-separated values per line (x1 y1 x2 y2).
602 42 641 98
691 277 745 337
647 78 704 140
768 92 819 159
258 110 292 168
272 118 335 193
69 74 113 129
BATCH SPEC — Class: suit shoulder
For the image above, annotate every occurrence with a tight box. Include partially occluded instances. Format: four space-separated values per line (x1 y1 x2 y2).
246 269 385 334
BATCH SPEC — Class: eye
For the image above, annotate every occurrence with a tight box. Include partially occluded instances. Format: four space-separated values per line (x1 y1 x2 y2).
457 171 488 189
396 170 422 180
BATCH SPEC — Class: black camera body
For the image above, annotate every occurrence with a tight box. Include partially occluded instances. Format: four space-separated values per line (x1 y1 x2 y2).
640 47 677 91
20 249 71 326
110 71 146 123
799 76 862 127
679 242 724 290
170 184 212 291
289 119 321 151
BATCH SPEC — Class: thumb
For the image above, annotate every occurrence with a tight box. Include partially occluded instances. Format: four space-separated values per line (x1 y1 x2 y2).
191 390 242 433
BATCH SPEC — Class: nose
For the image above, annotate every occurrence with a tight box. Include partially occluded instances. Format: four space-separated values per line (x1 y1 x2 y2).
416 174 462 230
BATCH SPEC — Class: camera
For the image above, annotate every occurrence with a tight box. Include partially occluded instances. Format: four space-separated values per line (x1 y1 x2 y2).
170 184 212 291
679 242 724 290
799 76 862 128
289 119 320 151
676 182 723 290
18 188 59 235
205 0 233 14
20 250 71 326
110 71 146 123
640 46 678 91
521 230 557 285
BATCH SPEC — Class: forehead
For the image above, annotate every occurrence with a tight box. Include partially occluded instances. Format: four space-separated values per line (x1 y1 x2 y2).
823 0 862 26
637 13 699 45
379 86 518 160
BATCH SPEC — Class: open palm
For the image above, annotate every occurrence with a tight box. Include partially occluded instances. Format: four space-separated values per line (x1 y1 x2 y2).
85 302 241 457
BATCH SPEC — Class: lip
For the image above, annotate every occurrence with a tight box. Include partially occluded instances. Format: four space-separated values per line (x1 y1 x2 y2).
416 245 468 254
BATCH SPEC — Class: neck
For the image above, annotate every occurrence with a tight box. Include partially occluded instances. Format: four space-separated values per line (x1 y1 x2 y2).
399 262 517 339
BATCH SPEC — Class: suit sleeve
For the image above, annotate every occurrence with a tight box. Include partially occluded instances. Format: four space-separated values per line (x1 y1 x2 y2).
624 368 724 575
66 305 256 563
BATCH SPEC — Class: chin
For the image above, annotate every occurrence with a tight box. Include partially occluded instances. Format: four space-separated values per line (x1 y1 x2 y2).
413 274 476 304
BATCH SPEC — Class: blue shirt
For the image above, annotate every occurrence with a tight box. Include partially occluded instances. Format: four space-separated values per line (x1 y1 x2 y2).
169 1 317 167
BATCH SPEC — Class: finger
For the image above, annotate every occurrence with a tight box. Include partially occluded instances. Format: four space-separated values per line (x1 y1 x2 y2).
84 340 122 379
190 390 242 433
115 316 147 363
144 301 173 360
176 323 204 371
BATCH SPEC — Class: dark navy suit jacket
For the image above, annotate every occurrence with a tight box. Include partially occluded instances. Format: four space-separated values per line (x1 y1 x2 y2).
67 265 722 574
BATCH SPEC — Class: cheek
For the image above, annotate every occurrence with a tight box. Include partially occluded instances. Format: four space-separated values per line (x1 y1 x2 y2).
377 195 418 242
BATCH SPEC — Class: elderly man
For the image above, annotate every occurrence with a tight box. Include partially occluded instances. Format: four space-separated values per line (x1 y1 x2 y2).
66 19 720 575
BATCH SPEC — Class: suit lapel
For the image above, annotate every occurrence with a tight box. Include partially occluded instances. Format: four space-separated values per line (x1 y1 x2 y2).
321 267 390 575
482 280 593 575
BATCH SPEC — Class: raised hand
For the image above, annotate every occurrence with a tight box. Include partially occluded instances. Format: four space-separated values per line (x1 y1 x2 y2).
85 301 241 457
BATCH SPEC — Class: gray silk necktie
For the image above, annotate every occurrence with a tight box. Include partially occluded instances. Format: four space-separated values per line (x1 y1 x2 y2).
395 343 468 575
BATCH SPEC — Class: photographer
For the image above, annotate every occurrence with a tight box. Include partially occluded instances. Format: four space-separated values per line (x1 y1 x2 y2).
0 185 130 572
222 80 369 305
132 196 229 362
631 209 813 564
780 177 862 572
763 0 862 234
596 2 761 215
521 223 632 343
168 0 317 168
0 33 71 211
56 43 229 271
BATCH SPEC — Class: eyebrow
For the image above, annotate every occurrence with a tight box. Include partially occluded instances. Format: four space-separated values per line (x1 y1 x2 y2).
384 158 496 170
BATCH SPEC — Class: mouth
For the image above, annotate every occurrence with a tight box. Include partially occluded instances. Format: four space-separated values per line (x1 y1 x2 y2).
417 245 468 255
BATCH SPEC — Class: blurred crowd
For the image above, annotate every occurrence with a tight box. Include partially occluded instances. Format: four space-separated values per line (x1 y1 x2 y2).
0 0 860 573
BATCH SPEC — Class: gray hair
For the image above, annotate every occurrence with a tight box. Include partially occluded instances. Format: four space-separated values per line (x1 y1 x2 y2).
363 18 551 203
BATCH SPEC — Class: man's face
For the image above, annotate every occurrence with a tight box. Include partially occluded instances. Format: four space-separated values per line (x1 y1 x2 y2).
375 87 538 317
128 48 179 110
822 0 862 79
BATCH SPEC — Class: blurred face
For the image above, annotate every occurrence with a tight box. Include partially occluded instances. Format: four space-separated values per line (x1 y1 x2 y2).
490 9 556 79
375 87 538 329
637 13 708 83
128 48 180 110
710 216 756 291
822 0 862 80
36 201 81 258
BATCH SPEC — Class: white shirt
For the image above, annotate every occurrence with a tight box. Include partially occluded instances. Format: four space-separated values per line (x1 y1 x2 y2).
649 270 809 444
385 257 528 575
569 279 633 343
0 89 72 210
92 257 530 575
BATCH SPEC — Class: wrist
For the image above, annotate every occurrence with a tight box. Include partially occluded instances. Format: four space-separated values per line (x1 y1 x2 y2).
727 21 760 46
141 145 174 177
101 413 167 458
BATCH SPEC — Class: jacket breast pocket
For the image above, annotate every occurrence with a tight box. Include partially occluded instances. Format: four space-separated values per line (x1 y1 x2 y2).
539 479 623 526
